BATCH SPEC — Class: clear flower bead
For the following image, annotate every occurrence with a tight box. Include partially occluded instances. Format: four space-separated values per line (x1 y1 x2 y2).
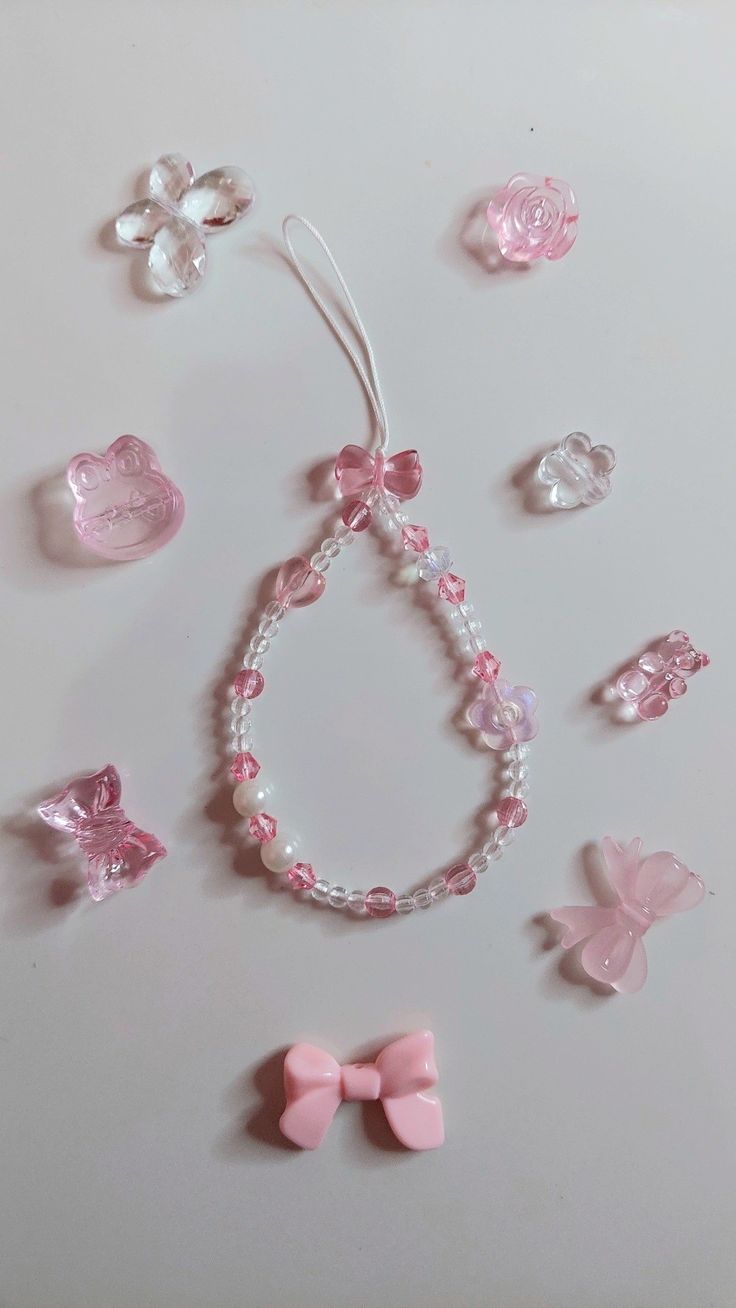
413 887 432 909
328 885 348 909
395 895 415 914
311 879 330 902
347 890 366 914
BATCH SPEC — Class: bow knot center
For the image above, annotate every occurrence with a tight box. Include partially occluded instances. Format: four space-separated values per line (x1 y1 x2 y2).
341 1062 381 1101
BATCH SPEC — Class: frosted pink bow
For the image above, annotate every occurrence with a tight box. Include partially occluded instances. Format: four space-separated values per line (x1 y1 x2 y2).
279 1030 444 1150
38 765 166 901
550 837 705 993
334 444 422 501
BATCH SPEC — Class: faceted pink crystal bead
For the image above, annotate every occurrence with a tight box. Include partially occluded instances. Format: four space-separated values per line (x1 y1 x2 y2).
276 556 326 608
401 523 430 553
341 499 373 532
249 812 277 843
230 752 261 782
365 886 397 918
444 863 477 895
497 796 528 828
288 862 316 890
234 668 265 700
437 572 466 605
473 651 501 683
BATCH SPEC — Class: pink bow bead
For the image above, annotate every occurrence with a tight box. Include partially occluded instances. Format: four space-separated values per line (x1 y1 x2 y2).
279 1030 444 1150
334 445 422 502
38 765 166 901
550 837 705 994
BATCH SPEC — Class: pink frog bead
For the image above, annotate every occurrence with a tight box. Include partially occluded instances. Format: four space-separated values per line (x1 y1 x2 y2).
38 764 166 901
67 435 184 562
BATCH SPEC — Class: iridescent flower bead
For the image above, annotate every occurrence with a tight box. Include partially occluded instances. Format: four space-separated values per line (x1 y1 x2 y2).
288 863 316 891
248 813 277 843
365 886 396 918
496 797 528 828
234 668 265 699
444 863 477 895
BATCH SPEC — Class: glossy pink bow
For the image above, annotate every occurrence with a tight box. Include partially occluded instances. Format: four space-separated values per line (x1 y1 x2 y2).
38 764 166 901
551 837 705 993
334 444 422 501
279 1030 444 1150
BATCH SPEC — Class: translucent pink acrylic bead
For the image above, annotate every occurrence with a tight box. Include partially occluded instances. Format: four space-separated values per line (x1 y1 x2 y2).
615 631 709 721
401 524 430 553
473 651 501 683
288 862 316 890
230 752 261 781
365 886 397 918
67 435 185 562
437 572 466 605
341 499 373 532
444 863 477 895
497 797 528 828
249 813 277 843
487 174 578 263
234 668 264 699
276 556 326 608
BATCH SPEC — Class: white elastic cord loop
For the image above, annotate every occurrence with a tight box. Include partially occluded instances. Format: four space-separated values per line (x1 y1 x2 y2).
282 215 390 452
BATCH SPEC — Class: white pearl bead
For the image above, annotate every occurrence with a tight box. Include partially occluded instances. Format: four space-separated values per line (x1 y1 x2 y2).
232 778 273 817
261 831 300 874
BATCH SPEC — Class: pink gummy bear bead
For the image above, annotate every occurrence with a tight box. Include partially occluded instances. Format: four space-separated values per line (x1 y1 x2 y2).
37 764 166 902
342 499 373 532
486 174 578 263
444 863 477 895
234 668 265 700
615 630 709 721
473 651 501 683
288 862 316 890
437 572 466 605
249 813 277 843
67 435 185 562
401 524 430 553
497 796 528 828
365 886 397 918
276 556 326 608
230 752 261 782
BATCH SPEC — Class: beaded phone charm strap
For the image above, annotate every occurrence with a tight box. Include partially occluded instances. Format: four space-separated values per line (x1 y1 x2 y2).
227 215 538 918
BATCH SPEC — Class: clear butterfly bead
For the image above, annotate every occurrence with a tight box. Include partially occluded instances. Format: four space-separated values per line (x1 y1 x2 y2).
115 153 255 297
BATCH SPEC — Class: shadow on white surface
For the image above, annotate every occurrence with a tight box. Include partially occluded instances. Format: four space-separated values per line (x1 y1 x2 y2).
439 188 532 285
2 778 88 934
529 841 615 1005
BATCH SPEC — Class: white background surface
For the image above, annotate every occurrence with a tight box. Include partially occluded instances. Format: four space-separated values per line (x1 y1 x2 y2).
1 4 735 1306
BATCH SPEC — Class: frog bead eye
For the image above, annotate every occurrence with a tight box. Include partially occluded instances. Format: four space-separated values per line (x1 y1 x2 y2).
69 458 102 496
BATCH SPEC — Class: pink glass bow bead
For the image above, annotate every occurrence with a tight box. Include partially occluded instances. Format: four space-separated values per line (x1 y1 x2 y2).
38 765 166 901
279 1030 444 1150
615 631 709 721
467 678 538 750
550 837 705 993
486 174 578 263
67 435 185 562
334 445 422 502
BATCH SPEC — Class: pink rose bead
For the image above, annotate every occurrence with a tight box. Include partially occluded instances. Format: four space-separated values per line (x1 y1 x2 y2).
365 886 397 918
487 174 578 263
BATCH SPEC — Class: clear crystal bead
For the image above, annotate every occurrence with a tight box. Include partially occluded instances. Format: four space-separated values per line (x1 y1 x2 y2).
395 895 415 914
149 154 195 207
413 887 432 909
311 879 330 902
115 199 167 247
328 885 348 909
347 891 366 914
148 217 206 297
417 547 452 581
180 167 255 229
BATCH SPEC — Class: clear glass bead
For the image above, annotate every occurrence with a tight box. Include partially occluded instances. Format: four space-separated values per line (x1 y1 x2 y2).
482 839 503 861
469 852 490 875
250 634 270 656
321 537 341 559
310 551 330 573
264 600 286 622
235 729 253 751
507 761 529 781
413 887 432 909
148 218 207 297
469 633 485 654
395 895 415 914
333 523 355 546
243 651 264 671
511 779 530 798
429 877 449 901
417 547 452 581
328 885 348 909
231 698 252 718
311 879 330 902
347 890 366 914
258 616 279 640
496 826 513 846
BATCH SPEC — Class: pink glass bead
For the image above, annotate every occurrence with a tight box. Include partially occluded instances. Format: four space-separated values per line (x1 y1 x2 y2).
234 668 264 700
401 523 430 553
437 572 466 604
230 752 261 782
288 862 316 890
335 445 422 501
341 499 373 532
473 650 501 683
497 796 528 828
276 556 326 608
615 630 709 721
444 863 477 895
37 764 166 902
67 435 185 562
486 174 578 263
249 813 277 843
365 886 397 918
